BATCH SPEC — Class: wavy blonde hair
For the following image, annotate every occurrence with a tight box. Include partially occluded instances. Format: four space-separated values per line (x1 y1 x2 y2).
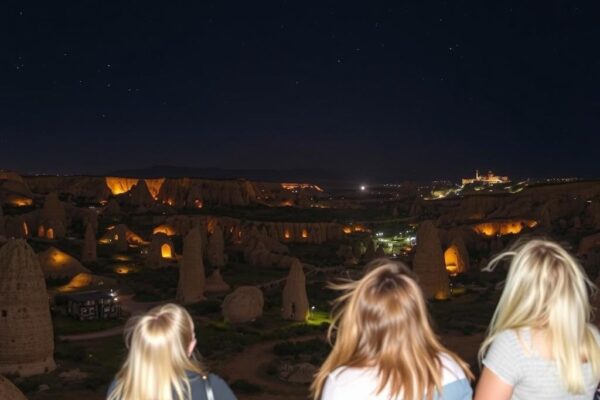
107 303 206 400
479 239 600 394
311 260 472 400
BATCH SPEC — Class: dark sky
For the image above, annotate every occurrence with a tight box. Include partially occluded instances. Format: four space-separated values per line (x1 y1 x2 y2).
1 1 599 182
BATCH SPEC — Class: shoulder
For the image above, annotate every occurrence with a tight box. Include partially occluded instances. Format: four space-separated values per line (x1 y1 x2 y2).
437 354 472 400
439 353 469 385
322 367 379 400
488 328 526 355
188 372 237 400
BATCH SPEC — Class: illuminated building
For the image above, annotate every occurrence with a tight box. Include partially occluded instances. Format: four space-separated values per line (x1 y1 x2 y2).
462 170 510 185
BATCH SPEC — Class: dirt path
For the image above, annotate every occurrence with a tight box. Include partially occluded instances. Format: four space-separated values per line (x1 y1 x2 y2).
217 334 324 400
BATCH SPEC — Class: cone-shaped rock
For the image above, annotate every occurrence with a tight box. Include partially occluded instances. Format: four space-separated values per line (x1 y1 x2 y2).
129 181 155 208
38 246 90 279
0 375 27 400
412 221 450 299
0 239 55 377
176 228 205 304
222 286 263 323
82 223 97 263
282 260 309 321
207 224 225 267
40 192 67 238
205 269 230 293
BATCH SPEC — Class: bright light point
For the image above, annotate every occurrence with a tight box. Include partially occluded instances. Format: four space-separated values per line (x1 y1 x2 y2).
311 306 316 310
360 185 366 191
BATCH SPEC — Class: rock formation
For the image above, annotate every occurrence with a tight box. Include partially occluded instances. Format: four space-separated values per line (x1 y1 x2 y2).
4 216 28 238
59 272 117 292
207 224 226 267
38 247 90 279
0 375 27 400
444 236 470 275
146 233 175 268
176 228 205 304
82 223 97 263
99 224 146 252
412 221 450 299
0 171 33 208
205 269 230 293
222 286 264 323
38 192 67 239
0 239 55 376
128 180 155 208
281 260 309 321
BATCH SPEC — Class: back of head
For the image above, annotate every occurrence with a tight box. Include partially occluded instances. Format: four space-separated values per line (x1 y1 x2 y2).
312 259 471 400
108 303 204 400
480 239 600 393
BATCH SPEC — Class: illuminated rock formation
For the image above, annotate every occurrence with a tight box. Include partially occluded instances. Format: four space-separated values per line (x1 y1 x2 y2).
153 224 177 236
282 260 309 321
38 193 67 239
473 219 537 237
186 185 204 208
38 246 90 279
207 225 226 267
106 177 139 195
412 221 450 299
99 224 145 251
0 239 55 377
4 216 28 239
59 272 117 292
0 172 33 207
176 228 205 304
222 286 264 323
444 237 469 276
146 233 175 268
205 269 230 293
0 375 27 400
82 223 97 263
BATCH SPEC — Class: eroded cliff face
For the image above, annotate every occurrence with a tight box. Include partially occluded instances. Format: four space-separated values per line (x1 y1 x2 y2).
23 175 261 207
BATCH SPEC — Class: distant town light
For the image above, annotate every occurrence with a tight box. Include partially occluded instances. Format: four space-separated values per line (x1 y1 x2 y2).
360 185 366 191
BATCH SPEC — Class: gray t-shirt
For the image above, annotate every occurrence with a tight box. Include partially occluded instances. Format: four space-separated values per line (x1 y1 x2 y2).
483 326 600 400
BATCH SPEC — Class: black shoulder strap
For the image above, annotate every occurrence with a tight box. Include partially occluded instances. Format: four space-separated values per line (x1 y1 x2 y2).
202 375 215 400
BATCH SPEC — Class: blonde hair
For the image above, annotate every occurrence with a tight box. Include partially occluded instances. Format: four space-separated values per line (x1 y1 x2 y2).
311 260 472 400
108 303 206 400
479 239 600 394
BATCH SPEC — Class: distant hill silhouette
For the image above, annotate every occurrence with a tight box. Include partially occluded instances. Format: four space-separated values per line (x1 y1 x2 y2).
105 165 344 183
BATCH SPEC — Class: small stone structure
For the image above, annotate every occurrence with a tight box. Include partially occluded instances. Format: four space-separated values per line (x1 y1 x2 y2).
222 286 263 323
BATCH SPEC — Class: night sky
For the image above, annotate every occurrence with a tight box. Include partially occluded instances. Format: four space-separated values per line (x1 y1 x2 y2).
2 1 599 182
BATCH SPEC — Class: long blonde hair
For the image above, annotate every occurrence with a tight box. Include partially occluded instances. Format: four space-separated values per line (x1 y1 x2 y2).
479 239 600 393
108 303 206 400
311 260 472 400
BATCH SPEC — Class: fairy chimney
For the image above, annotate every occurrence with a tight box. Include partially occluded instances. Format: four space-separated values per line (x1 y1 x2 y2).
0 239 56 377
412 221 450 299
282 259 309 321
176 228 205 304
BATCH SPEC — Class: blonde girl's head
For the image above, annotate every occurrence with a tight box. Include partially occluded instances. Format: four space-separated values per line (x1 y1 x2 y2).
479 238 600 393
311 259 472 400
108 303 205 400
